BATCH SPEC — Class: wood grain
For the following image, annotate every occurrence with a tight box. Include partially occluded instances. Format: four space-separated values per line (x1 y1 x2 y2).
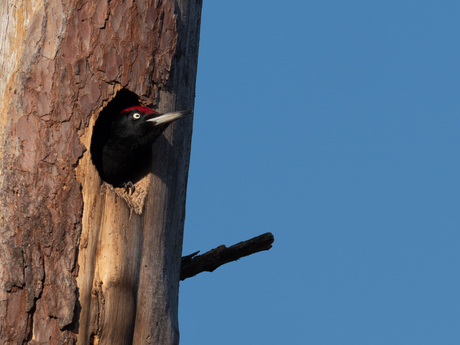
0 1 202 343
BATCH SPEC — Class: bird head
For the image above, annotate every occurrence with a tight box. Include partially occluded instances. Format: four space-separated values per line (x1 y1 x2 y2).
111 106 192 141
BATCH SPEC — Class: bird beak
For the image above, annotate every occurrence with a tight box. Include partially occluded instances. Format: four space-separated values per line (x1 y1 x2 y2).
146 110 192 126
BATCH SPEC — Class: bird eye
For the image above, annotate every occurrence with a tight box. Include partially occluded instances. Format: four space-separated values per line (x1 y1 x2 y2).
132 113 141 120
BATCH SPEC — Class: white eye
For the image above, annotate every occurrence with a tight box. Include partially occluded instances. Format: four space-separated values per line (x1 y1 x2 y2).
132 113 141 120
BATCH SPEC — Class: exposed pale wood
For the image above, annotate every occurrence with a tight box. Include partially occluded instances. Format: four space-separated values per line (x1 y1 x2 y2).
0 1 202 344
180 233 275 280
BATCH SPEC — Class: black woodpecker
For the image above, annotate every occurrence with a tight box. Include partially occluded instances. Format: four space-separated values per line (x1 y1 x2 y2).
101 106 192 193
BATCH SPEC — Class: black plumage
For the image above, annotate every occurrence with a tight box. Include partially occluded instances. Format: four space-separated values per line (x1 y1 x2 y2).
100 106 191 192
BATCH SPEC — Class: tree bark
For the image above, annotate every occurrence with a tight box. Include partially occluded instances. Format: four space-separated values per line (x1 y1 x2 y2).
0 1 202 344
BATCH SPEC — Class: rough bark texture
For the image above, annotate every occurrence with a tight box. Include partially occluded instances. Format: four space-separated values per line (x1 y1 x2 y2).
0 0 202 344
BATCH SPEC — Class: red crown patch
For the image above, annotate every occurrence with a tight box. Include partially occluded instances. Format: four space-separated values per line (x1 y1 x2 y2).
120 106 157 115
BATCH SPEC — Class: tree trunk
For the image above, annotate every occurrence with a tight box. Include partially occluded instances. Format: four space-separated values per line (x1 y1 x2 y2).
0 1 202 344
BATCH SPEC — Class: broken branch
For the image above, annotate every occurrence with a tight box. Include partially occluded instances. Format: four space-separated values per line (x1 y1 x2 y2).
180 232 274 281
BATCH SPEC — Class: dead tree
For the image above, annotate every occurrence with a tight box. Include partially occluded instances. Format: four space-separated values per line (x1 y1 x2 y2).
0 1 202 343
0 1 273 344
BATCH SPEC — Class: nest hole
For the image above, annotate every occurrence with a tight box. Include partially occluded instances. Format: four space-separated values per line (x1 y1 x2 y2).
90 88 150 185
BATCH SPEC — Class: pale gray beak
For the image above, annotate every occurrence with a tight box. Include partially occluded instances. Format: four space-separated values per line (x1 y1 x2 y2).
146 110 192 126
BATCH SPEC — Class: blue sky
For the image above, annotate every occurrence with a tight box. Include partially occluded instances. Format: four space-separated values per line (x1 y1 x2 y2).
180 1 460 344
